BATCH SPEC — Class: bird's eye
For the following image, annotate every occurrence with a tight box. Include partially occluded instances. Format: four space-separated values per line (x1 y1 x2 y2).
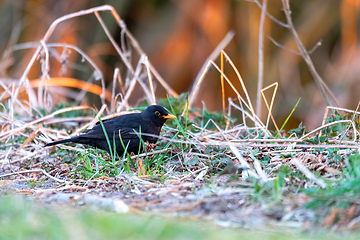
155 111 160 116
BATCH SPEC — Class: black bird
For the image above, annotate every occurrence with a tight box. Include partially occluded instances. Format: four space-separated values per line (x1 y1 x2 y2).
45 105 176 156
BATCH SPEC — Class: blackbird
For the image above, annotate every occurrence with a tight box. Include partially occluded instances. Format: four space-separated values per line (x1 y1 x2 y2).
45 105 176 156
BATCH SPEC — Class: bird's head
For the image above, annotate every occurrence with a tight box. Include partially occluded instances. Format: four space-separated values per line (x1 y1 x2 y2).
142 105 176 126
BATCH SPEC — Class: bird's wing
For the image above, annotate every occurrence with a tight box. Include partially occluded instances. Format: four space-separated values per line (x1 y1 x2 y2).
90 114 139 129
79 127 139 140
80 114 142 140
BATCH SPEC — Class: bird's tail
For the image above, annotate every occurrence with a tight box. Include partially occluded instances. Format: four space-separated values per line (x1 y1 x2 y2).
45 138 74 147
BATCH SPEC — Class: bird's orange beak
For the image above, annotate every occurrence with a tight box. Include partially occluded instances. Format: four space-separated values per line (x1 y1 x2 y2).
163 114 176 119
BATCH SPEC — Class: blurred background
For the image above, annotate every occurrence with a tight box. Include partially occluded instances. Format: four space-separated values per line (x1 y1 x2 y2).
0 0 359 130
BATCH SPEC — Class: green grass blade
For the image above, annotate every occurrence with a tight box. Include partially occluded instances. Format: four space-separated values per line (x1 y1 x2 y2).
275 98 301 138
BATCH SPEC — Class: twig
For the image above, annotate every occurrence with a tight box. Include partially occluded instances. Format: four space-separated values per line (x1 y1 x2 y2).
184 61 211 116
268 36 300 55
308 39 323 54
269 36 323 57
281 0 339 107
121 55 151 108
248 0 289 28
94 10 133 76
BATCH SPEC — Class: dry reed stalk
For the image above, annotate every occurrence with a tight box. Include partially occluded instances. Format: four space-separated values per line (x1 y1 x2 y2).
15 6 116 102
220 52 225 116
261 82 279 131
94 10 177 100
87 104 107 130
111 68 120 113
186 31 235 113
319 105 360 142
19 124 43 149
144 56 156 105
7 5 177 116
0 106 90 141
227 98 270 137
200 114 261 180
300 120 356 142
136 158 146 176
256 0 268 117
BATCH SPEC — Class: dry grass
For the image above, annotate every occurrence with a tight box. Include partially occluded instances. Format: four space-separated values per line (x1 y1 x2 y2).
0 2 360 231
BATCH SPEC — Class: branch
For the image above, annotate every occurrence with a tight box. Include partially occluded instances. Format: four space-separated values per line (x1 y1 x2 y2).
281 0 339 107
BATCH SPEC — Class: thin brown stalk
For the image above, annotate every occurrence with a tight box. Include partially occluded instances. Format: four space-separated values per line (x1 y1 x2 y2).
184 61 212 116
220 51 225 116
121 55 150 109
326 106 360 116
0 106 91 140
88 104 107 130
261 82 279 131
281 0 339 107
210 61 251 111
43 116 93 125
19 124 43 149
17 5 115 100
187 31 235 111
256 0 268 117
222 51 257 122
300 120 356 142
95 10 177 99
144 56 156 105
180 167 209 181
249 0 289 28
94 11 133 76
227 98 270 137
111 69 119 113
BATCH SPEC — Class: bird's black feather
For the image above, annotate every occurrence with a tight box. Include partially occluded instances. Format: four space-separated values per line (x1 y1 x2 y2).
45 105 176 156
